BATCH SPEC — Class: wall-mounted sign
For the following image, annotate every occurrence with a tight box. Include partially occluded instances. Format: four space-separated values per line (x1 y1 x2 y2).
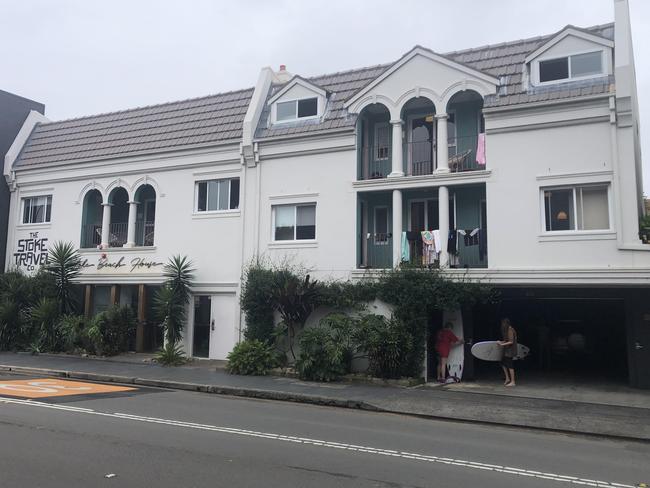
80 254 164 274
14 232 48 271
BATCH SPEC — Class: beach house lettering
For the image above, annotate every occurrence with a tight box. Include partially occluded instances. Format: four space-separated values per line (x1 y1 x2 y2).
14 232 48 271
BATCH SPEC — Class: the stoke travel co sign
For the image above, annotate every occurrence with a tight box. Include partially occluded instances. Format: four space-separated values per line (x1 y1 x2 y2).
81 254 164 274
14 232 48 271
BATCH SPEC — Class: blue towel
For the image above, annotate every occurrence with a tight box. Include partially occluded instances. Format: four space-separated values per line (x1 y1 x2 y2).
401 231 410 262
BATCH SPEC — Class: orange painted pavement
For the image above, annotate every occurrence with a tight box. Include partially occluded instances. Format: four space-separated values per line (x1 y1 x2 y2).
0 378 136 398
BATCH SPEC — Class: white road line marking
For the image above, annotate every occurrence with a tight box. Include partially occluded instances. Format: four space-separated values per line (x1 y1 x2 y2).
0 396 638 488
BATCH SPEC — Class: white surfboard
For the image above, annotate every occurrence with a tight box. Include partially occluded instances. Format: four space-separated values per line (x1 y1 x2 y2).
443 308 464 381
471 341 530 362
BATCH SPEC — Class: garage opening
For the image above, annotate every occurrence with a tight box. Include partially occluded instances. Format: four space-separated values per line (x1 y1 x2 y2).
470 290 629 384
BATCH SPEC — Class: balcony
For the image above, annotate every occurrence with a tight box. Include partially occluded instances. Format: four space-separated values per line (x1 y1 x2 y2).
357 185 487 270
80 184 156 249
357 89 486 181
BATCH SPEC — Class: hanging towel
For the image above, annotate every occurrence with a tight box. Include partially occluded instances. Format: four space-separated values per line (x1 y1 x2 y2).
421 231 435 266
432 229 441 254
476 133 486 166
401 231 410 262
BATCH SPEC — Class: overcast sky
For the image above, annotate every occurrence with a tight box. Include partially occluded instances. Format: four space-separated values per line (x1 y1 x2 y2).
1 0 649 191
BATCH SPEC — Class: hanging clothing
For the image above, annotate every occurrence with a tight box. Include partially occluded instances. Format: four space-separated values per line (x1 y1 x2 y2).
401 232 410 262
460 228 480 247
432 229 441 255
478 228 487 261
421 231 436 266
448 230 458 255
476 133 486 166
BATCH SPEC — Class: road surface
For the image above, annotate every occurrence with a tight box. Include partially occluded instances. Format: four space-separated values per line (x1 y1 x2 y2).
0 373 647 487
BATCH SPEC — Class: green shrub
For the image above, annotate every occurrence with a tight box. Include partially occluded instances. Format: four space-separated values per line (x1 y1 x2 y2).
227 340 278 376
57 315 87 353
241 263 276 343
30 297 61 352
155 343 187 366
355 314 413 379
295 330 344 382
86 306 136 356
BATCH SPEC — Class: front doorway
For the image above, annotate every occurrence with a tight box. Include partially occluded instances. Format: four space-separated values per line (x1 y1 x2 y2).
192 296 212 358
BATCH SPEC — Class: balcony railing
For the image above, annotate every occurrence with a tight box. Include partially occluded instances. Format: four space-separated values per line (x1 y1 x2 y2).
406 140 436 176
403 229 488 269
81 222 155 248
359 233 392 269
359 145 392 180
448 134 486 173
136 221 155 247
81 224 102 249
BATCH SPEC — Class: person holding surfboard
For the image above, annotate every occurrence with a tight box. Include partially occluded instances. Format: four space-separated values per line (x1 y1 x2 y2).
435 322 463 382
498 318 518 387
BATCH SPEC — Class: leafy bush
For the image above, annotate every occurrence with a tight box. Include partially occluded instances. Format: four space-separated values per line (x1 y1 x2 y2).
57 315 87 353
356 314 414 379
155 343 187 366
227 340 278 376
30 297 61 352
85 306 136 356
240 263 276 343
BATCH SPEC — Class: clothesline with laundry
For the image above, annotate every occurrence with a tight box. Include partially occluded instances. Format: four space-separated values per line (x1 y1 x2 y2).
401 228 487 264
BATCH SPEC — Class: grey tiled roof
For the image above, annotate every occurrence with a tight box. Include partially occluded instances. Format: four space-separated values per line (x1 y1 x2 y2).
14 88 253 168
15 23 615 167
256 22 615 138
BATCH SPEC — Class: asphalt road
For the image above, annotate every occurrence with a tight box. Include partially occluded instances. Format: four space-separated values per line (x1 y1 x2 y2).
0 373 648 488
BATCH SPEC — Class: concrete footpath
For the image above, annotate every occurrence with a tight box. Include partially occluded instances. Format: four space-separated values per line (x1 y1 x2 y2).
0 352 648 442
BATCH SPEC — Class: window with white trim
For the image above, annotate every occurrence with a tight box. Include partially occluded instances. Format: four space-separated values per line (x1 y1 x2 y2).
276 97 318 122
273 203 316 241
538 51 603 83
22 195 52 224
543 185 609 232
195 178 239 212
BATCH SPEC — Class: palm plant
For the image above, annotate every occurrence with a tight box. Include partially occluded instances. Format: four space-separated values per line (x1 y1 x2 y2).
154 255 195 346
45 241 82 315
30 297 60 352
271 272 321 361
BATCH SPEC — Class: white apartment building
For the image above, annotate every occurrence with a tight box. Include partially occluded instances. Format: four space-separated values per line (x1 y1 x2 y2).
4 0 649 387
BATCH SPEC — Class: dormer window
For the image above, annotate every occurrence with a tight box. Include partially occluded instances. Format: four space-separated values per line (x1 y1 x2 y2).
538 51 603 83
276 97 318 122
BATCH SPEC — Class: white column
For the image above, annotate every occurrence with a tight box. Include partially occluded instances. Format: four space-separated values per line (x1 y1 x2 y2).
438 186 449 267
100 203 112 249
392 189 403 267
125 200 139 248
436 113 449 173
389 119 404 177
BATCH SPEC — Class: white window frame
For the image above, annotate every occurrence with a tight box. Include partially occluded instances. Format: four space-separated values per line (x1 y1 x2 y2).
373 205 389 245
540 184 612 234
273 96 320 124
534 49 606 86
271 203 317 242
194 178 239 213
447 110 457 156
21 194 52 225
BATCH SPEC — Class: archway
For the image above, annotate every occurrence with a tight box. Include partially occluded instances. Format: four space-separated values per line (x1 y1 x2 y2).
400 97 436 176
445 90 484 172
357 103 391 180
134 184 156 246
80 189 103 248
108 187 129 247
